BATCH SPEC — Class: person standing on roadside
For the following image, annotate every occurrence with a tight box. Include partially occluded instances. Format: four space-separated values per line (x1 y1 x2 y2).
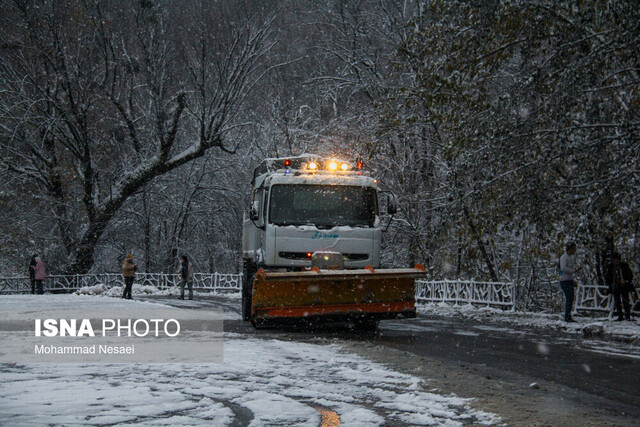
559 242 578 322
34 256 46 295
605 253 634 321
122 254 137 300
177 255 194 300
28 254 37 294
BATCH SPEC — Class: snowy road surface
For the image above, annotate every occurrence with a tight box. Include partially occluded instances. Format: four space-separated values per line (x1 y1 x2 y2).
179 294 640 426
0 295 499 426
2 293 639 426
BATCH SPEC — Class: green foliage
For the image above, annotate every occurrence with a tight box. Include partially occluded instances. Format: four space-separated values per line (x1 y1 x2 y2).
376 0 640 281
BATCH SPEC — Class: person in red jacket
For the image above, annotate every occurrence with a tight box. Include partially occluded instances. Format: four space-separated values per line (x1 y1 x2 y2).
34 256 46 295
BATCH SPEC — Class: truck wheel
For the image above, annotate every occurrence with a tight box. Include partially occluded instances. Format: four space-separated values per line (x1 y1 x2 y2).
242 274 253 322
250 316 261 329
242 262 257 322
353 318 379 332
250 316 273 330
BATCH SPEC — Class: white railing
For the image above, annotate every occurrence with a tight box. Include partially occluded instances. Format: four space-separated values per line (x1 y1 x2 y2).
415 280 640 316
574 285 640 315
415 279 517 311
0 277 29 294
2 274 634 316
575 284 612 312
0 272 242 294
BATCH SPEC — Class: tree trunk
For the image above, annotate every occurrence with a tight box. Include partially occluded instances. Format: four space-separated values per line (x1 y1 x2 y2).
143 191 151 272
68 220 108 274
463 204 499 282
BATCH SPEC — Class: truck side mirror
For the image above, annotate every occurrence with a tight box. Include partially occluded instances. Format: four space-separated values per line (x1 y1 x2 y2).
387 194 398 215
249 201 260 221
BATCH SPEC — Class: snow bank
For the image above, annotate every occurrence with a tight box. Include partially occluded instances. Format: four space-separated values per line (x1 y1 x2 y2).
417 302 640 344
75 284 161 296
74 284 230 298
75 283 108 295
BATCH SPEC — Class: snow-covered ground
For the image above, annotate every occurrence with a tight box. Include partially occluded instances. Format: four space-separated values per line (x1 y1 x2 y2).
0 293 169 310
0 295 500 426
418 302 640 346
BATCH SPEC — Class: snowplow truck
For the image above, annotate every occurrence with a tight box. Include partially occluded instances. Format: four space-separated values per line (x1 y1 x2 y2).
242 155 426 328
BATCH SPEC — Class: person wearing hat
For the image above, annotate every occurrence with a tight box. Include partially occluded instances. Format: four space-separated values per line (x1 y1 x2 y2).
122 254 137 299
605 253 634 321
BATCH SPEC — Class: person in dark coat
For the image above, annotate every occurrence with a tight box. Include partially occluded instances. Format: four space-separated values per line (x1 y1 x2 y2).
28 254 37 294
122 254 137 300
177 255 194 300
605 253 634 321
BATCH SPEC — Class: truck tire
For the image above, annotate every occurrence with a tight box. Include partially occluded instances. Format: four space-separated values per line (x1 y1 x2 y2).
242 261 257 322
250 316 265 329
352 317 379 332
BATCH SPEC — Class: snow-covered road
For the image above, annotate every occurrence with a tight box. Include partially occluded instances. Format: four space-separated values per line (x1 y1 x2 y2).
0 295 500 426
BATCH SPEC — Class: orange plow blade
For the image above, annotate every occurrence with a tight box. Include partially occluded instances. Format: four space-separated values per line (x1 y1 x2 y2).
250 265 427 324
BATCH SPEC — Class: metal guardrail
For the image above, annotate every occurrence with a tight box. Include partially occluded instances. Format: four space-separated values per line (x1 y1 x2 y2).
415 279 517 310
0 272 242 294
0 277 29 294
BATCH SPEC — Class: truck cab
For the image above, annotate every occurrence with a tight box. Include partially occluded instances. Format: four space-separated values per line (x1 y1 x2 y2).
242 155 387 272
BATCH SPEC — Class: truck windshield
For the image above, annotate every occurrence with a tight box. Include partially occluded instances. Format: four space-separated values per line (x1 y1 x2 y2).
269 184 378 228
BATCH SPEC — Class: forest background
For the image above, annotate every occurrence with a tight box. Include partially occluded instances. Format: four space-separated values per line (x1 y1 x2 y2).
1 0 638 291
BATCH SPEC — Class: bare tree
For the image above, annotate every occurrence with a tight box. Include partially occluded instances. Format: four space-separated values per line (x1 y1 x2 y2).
0 0 275 272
